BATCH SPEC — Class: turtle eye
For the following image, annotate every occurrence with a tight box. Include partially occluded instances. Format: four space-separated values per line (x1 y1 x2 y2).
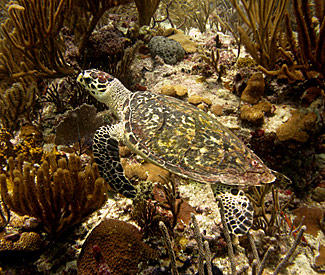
251 160 258 166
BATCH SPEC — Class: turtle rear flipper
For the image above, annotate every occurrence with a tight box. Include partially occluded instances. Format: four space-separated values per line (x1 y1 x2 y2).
211 183 253 235
93 125 137 198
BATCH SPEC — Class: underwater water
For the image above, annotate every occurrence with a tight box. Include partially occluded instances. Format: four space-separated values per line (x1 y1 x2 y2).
0 0 324 274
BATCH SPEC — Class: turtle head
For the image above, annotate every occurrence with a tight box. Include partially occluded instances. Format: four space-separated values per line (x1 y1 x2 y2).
77 69 115 103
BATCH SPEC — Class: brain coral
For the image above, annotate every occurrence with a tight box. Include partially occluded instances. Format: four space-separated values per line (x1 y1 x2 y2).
77 219 157 275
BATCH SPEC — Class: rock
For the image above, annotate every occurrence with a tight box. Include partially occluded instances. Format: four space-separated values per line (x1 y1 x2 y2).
240 101 273 124
276 111 317 142
167 29 198 53
160 84 188 97
240 72 265 104
312 187 325 202
174 85 188 96
197 103 208 111
148 36 185 65
188 95 212 105
315 244 325 268
160 85 176 96
121 158 170 184
210 104 223 116
293 206 324 237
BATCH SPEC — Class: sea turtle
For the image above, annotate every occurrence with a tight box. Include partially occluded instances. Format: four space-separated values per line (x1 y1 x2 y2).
77 69 276 235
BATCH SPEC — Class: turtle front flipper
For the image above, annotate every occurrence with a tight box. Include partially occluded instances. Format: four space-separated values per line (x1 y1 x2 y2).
211 183 253 235
93 125 137 198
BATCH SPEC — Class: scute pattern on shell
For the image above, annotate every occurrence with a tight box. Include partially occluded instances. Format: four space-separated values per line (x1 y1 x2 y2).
124 91 274 187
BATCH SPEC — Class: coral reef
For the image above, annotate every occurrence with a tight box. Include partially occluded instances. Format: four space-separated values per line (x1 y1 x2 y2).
0 231 43 252
77 219 157 275
240 101 273 124
293 206 324 237
0 82 36 130
167 29 198 53
134 0 161 26
0 0 323 273
276 111 317 142
0 153 107 237
0 0 74 80
228 0 289 69
148 36 185 65
54 104 104 145
240 73 265 104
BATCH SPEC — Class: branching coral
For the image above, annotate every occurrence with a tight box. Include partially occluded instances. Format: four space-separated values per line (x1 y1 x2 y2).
247 185 293 236
228 0 289 69
194 49 225 81
0 0 134 81
0 153 107 237
261 0 325 80
134 0 161 26
0 0 75 80
0 81 36 130
159 0 216 33
0 128 14 170
288 0 325 77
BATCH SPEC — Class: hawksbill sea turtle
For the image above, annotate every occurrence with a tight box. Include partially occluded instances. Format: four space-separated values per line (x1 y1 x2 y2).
77 69 277 235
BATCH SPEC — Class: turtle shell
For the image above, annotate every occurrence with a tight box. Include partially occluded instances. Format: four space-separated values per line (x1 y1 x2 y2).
123 92 275 187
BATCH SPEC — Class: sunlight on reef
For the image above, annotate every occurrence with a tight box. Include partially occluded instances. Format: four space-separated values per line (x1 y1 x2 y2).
0 0 324 273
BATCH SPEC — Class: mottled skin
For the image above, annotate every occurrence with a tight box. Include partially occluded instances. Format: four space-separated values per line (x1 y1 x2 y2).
77 69 276 235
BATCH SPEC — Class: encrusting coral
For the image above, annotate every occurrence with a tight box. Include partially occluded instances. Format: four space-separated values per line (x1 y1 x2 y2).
276 111 317 142
77 219 158 275
160 84 188 97
240 101 273 124
0 231 43 252
240 72 265 104
0 126 43 170
0 153 107 237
